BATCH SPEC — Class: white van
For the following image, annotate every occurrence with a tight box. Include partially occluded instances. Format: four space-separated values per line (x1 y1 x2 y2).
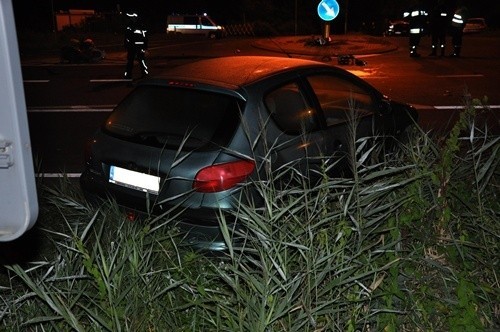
166 13 224 39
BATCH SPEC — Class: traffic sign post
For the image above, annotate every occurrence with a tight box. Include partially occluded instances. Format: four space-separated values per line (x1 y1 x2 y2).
317 0 340 43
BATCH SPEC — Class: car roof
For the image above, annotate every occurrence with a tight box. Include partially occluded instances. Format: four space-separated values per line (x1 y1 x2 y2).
153 56 333 88
467 18 485 22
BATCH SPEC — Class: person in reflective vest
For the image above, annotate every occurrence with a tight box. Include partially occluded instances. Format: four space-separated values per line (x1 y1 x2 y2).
449 3 469 57
124 10 149 79
403 3 428 58
429 3 448 56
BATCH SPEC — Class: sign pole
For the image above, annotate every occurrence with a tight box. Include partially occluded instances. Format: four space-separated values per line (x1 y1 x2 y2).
323 22 330 41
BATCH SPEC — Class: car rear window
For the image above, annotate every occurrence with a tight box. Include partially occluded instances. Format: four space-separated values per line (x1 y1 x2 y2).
104 85 243 150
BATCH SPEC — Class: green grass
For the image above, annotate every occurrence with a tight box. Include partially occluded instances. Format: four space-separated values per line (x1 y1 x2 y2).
1 98 499 331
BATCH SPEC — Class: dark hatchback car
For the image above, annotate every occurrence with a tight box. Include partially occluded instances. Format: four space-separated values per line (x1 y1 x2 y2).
80 56 417 249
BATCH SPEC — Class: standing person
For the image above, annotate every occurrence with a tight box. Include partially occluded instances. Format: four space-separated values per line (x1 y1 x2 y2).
124 10 149 80
404 1 428 58
449 2 469 57
428 2 448 56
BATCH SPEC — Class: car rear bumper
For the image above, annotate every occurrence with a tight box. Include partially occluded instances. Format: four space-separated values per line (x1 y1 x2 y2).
80 169 236 250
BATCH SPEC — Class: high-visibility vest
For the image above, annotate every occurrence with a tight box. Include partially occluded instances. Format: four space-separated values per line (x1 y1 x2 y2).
404 8 428 34
125 26 147 47
451 7 468 28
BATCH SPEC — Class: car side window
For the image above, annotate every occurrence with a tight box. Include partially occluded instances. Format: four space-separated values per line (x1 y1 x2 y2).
264 83 318 135
307 75 376 127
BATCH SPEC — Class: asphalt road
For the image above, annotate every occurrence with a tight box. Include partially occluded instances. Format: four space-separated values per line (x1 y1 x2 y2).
22 33 500 176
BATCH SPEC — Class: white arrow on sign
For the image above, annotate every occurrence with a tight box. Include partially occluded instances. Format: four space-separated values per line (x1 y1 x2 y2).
321 2 335 17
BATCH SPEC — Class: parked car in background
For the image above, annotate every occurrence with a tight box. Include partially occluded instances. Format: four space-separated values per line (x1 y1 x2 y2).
385 20 410 36
80 56 418 250
463 18 487 33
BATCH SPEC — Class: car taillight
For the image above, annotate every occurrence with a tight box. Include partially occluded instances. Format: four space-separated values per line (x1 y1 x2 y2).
193 160 255 193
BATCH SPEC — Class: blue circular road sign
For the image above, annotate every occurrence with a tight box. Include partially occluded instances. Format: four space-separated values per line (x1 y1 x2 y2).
317 0 340 21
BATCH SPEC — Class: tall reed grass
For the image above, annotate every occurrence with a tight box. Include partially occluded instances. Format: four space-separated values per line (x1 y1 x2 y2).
1 98 498 331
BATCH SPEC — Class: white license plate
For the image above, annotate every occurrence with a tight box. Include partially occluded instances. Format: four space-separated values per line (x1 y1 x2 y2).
109 165 160 195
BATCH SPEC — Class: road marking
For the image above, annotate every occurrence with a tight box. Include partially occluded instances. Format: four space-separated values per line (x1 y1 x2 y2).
24 79 130 83
25 79 131 83
437 74 484 78
434 105 500 110
36 173 81 178
347 68 386 78
354 72 484 79
90 79 131 83
412 104 500 110
28 106 113 113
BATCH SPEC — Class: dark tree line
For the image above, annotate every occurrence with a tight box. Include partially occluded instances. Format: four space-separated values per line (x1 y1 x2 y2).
12 0 499 34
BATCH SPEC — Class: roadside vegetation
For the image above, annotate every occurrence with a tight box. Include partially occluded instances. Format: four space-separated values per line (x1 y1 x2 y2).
1 97 498 331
